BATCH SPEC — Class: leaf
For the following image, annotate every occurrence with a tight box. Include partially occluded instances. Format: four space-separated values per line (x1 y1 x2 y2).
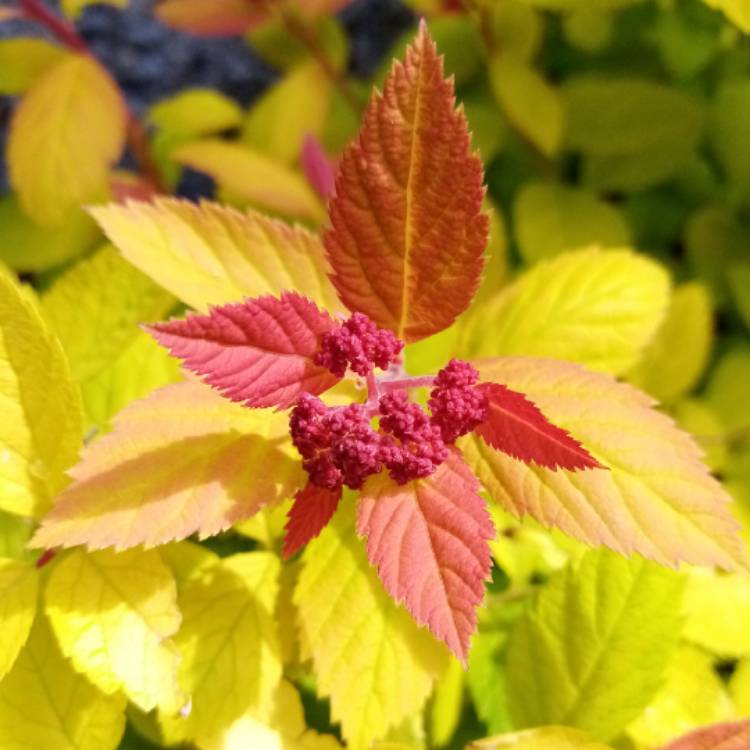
0 511 33 560
90 197 342 313
467 727 615 749
148 292 340 409
283 484 342 559
8 53 126 226
489 58 564 157
325 23 488 343
159 552 281 741
661 720 750 750
626 282 713 406
0 271 83 518
149 88 243 135
0 38 65 95
429 658 464 747
31 381 305 551
463 357 748 570
463 248 671 376
513 181 630 264
155 0 268 35
294 495 447 750
703 0 750 32
0 614 126 750
302 134 336 200
174 140 325 223
45 548 184 713
0 559 37 680
357 450 493 662
61 0 126 17
709 80 750 201
475 382 602 471
505 550 685 741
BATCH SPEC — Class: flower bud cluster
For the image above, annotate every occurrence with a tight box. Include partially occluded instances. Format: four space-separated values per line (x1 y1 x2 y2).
429 359 488 444
315 312 404 377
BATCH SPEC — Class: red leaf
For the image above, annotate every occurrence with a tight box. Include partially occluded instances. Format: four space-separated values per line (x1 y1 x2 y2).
147 292 341 409
325 23 488 343
357 450 494 662
661 719 750 750
474 382 603 471
302 134 336 200
282 483 342 559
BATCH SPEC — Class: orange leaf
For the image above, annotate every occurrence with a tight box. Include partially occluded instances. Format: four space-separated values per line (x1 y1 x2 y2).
155 0 268 36
325 23 489 342
661 719 750 750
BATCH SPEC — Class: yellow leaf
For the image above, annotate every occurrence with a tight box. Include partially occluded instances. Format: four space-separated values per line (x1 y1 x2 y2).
199 679 342 750
0 558 37 680
149 88 243 135
174 140 325 224
236 501 291 548
489 58 564 157
704 0 750 31
45 547 184 712
242 61 332 165
730 657 750 714
31 381 305 551
464 356 747 570
467 727 614 749
61 0 126 17
626 283 713 405
0 614 126 750
294 496 447 750
160 552 282 741
158 540 220 590
0 271 83 518
90 197 341 313
8 54 126 226
429 658 465 747
0 38 66 95
462 248 671 376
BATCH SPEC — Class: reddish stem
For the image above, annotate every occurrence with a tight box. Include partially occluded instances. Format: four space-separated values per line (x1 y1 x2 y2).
380 375 435 392
19 0 87 51
35 548 58 569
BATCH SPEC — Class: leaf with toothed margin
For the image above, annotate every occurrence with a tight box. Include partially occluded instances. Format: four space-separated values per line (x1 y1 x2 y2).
147 292 341 409
661 719 750 750
475 382 602 470
30 381 305 552
282 483 342 559
462 356 748 571
357 450 494 662
325 23 489 343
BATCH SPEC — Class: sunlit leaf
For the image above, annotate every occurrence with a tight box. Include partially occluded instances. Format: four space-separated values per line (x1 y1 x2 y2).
0 558 37 680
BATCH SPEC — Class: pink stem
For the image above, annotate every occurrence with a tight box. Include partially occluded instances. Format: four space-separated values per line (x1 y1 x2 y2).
380 376 435 392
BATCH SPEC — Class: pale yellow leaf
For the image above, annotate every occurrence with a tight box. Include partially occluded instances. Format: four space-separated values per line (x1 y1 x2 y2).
0 38 66 95
0 271 83 517
90 197 341 313
46 547 184 712
463 356 747 569
467 727 614 749
8 54 126 226
294 495 447 750
0 558 38 680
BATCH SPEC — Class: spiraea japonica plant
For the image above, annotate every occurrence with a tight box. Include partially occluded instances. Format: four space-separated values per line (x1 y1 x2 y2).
3 15 750 750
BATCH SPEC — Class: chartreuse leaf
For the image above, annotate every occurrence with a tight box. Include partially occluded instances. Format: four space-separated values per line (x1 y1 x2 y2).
0 271 83 518
61 0 126 17
325 24 488 343
626 645 733 749
0 558 37 680
90 197 342 313
242 61 332 166
0 614 126 749
710 80 750 202
8 54 126 226
464 357 747 570
0 38 65 95
294 495 447 750
662 720 750 750
489 0 543 63
704 0 750 31
626 282 713 405
505 550 684 742
513 182 630 264
31 381 305 551
159 552 282 742
0 511 33 560
429 658 464 748
198 679 341 750
45 548 184 713
467 727 614 749
174 140 326 224
463 248 670 376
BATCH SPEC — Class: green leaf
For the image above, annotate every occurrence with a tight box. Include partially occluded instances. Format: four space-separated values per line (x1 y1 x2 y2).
467 727 615 749
513 182 630 264
0 511 33 560
45 548 184 713
462 248 671 376
294 495 447 750
505 550 685 741
0 614 126 750
0 38 66 95
626 282 713 405
429 659 464 747
0 270 83 518
704 0 750 32
0 558 38 680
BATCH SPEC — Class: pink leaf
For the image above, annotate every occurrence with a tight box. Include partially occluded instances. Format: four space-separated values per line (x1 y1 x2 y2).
302 134 336 200
661 719 750 750
282 483 342 558
357 450 494 662
474 382 603 471
147 292 341 409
